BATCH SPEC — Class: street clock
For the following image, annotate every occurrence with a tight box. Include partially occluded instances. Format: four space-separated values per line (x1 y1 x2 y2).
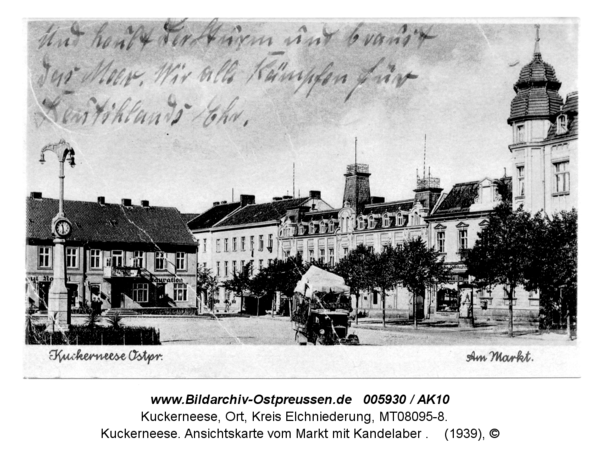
52 217 73 238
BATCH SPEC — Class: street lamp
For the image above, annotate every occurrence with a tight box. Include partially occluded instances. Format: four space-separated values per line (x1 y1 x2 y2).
39 139 76 332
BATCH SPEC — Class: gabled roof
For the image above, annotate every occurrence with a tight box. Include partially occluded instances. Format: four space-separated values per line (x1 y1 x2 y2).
215 197 309 227
27 196 197 246
187 202 241 231
180 213 201 224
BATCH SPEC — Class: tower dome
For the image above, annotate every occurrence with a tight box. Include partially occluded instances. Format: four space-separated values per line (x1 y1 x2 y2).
508 25 563 124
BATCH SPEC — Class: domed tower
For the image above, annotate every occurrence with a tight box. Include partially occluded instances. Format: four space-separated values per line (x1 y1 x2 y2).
508 25 565 212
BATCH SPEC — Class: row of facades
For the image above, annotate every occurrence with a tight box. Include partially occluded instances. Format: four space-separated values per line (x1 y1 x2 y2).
26 35 577 319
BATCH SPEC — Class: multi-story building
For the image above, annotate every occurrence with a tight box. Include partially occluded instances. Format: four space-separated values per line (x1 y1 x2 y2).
190 192 331 312
26 193 198 312
508 29 577 214
278 163 442 318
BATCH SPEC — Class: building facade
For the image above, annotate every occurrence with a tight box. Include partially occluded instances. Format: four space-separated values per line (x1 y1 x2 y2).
278 163 442 318
26 193 198 312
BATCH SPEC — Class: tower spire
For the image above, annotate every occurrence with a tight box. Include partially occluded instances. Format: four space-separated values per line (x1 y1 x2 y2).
534 24 541 56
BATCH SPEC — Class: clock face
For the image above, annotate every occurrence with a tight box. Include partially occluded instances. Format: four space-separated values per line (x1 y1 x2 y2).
55 220 72 237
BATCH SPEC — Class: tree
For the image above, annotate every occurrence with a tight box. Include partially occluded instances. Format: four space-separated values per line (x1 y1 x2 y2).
197 266 219 312
397 237 450 329
523 209 577 336
367 245 399 327
462 202 535 337
221 262 252 314
335 244 372 324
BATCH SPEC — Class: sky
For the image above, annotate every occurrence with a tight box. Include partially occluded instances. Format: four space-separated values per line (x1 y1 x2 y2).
26 19 578 214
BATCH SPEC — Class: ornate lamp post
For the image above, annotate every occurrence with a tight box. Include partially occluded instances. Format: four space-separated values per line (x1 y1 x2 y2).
39 139 76 331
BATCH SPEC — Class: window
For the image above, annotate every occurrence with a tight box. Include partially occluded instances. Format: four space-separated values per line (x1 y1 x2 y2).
90 249 101 269
232 237 237 251
216 239 221 252
320 222 327 233
268 234 273 249
232 261 237 273
203 239 207 253
516 124 525 143
224 261 228 277
309 250 315 262
174 283 187 302
250 236 255 251
557 115 568 134
133 251 144 268
112 250 124 267
554 161 570 193
249 260 254 275
319 248 325 262
328 221 334 233
329 249 334 265
132 283 149 303
357 216 366 230
224 238 229 252
38 247 52 268
437 232 446 253
203 262 207 269
517 165 525 197
297 250 303 260
298 225 305 235
259 259 263 270
309 222 316 234
383 214 390 228
343 247 349 257
176 252 186 271
155 252 166 270
459 230 468 251
216 262 220 277
259 235 264 251
241 237 246 251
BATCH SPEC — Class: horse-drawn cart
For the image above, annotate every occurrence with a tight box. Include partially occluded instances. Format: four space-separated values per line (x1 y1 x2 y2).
291 266 359 345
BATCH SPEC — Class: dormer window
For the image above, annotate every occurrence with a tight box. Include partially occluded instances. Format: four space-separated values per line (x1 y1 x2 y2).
328 221 335 233
368 215 376 229
319 221 327 233
298 225 305 235
557 114 568 135
396 213 404 227
309 222 316 234
382 213 390 228
357 216 366 230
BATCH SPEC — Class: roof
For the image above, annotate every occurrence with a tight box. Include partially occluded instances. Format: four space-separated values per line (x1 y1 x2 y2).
180 213 201 224
428 178 512 218
544 91 579 142
187 202 241 231
27 196 197 247
508 53 563 123
363 200 414 215
215 197 309 227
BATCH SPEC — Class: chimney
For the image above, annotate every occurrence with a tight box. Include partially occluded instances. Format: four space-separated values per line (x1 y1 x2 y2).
240 194 255 207
121 198 132 207
213 201 220 206
282 195 293 200
273 196 283 201
30 192 42 199
97 196 105 206
221 201 228 204
309 190 321 200
141 200 150 208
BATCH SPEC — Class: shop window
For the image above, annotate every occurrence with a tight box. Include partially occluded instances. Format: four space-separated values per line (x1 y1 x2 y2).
132 283 149 303
38 247 52 268
67 284 78 306
436 288 458 312
174 283 187 302
90 249 101 269
176 252 186 271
